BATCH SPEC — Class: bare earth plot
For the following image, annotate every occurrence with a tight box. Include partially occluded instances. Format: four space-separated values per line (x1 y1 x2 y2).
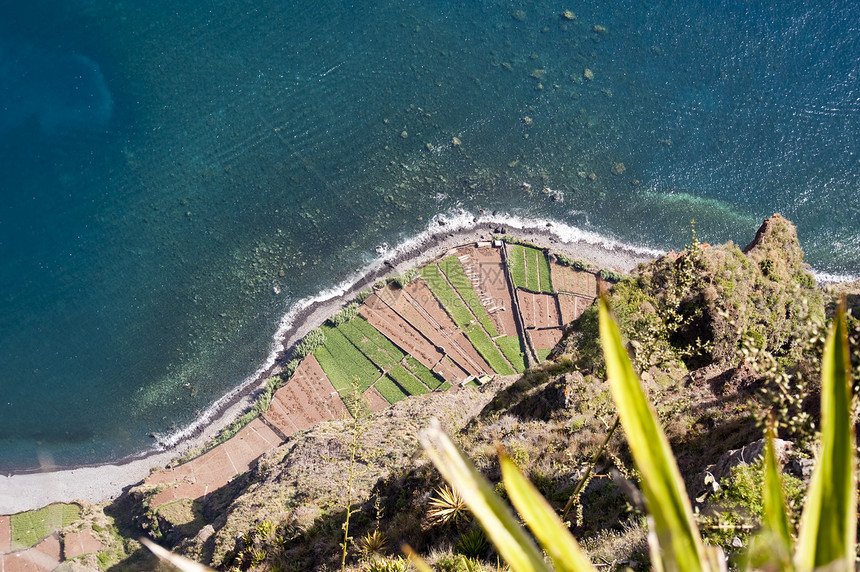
63 528 102 559
360 293 467 383
550 263 598 298
264 355 348 435
516 289 564 359
558 293 593 324
458 246 518 337
1 533 61 572
362 386 390 412
528 329 564 358
550 263 597 325
148 417 282 508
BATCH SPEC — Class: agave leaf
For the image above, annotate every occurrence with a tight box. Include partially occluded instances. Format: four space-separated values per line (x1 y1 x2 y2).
420 419 552 572
795 300 855 571
757 420 795 571
140 537 215 571
402 544 435 572
598 298 707 572
500 449 596 572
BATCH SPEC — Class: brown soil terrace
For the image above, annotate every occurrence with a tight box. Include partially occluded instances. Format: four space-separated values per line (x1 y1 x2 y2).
138 241 598 512
2 228 645 565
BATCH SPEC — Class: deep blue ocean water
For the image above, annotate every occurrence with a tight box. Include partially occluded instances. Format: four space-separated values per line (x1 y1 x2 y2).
1 0 858 470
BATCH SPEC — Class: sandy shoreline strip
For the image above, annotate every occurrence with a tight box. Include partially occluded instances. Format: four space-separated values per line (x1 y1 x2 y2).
0 218 652 514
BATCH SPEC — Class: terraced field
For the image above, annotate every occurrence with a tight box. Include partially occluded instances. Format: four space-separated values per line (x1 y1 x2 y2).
423 259 517 375
507 244 554 294
315 317 444 407
140 241 603 513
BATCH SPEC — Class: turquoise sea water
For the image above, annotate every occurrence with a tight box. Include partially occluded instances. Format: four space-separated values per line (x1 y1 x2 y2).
1 0 858 470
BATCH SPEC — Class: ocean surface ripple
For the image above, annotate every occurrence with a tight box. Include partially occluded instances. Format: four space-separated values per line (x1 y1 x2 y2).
0 0 857 470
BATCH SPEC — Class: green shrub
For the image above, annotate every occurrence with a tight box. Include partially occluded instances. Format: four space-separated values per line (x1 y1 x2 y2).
455 529 490 559
365 556 409 572
433 553 485 572
391 268 419 288
294 328 326 359
281 358 301 381
358 530 388 556
329 302 359 326
598 268 625 283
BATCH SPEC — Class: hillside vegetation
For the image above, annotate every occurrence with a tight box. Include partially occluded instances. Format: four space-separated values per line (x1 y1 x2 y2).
37 216 860 571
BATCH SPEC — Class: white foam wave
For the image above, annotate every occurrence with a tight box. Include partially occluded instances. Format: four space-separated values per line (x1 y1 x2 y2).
813 271 859 284
436 210 666 258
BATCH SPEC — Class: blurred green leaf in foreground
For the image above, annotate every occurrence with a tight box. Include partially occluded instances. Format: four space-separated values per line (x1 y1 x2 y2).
418 297 855 572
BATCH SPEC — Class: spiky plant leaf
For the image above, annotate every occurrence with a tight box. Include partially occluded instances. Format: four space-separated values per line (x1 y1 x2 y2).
359 530 388 555
402 544 435 572
795 300 856 571
743 420 795 572
420 418 552 572
141 537 215 571
598 298 709 572
428 484 469 525
500 450 596 572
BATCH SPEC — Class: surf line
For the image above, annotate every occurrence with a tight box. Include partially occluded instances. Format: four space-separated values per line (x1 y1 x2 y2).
320 62 343 77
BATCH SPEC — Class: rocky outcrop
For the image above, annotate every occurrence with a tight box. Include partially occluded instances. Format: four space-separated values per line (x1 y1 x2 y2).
565 214 824 375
